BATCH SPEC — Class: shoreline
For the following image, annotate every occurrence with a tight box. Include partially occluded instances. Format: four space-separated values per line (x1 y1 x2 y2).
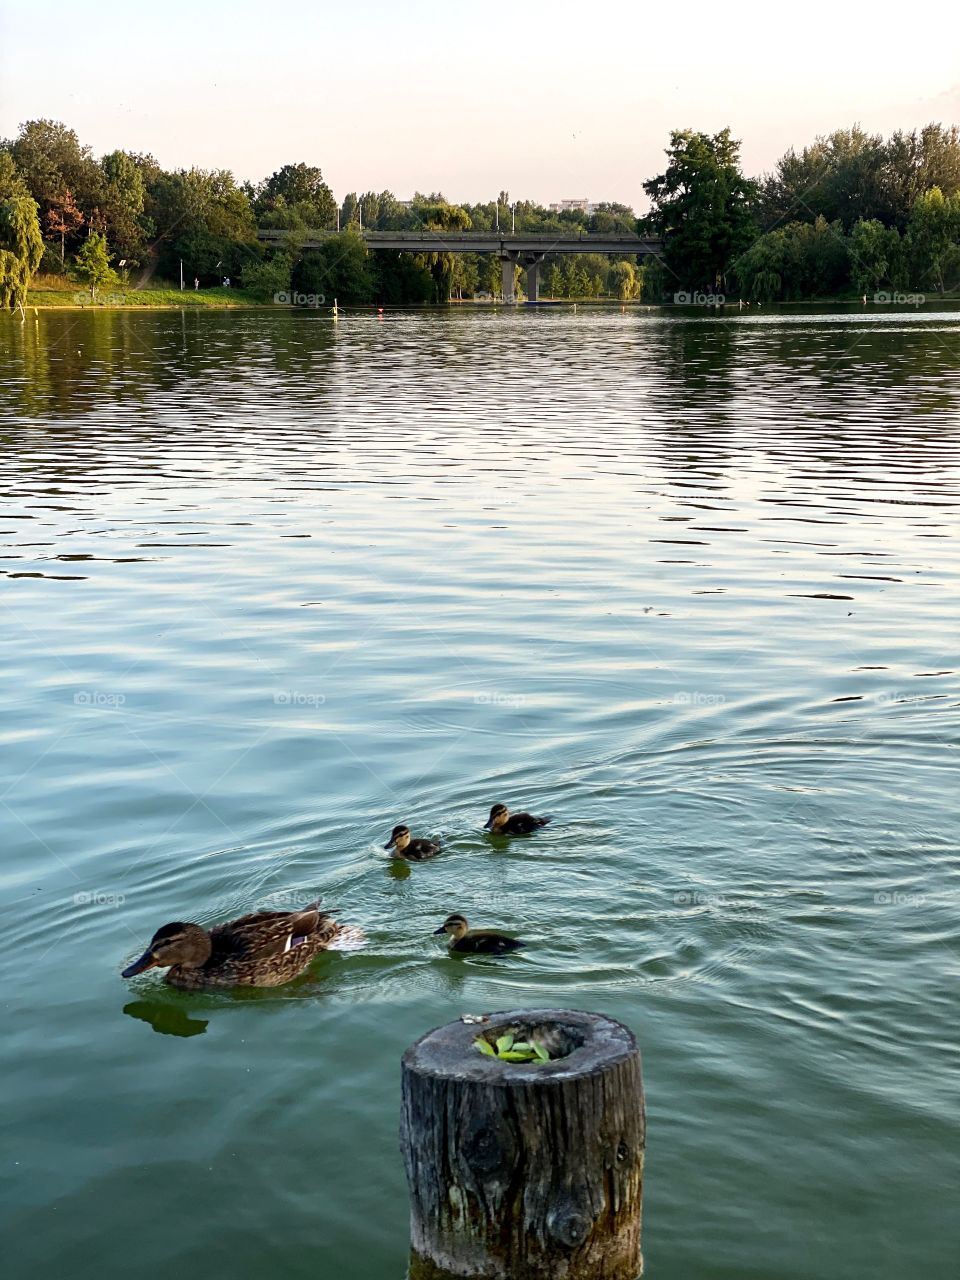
15 289 960 314
19 300 960 314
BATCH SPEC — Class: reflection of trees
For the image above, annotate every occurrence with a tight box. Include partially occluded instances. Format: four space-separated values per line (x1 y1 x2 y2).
637 315 960 487
725 317 960 487
3 311 959 498
619 318 740 488
0 311 340 484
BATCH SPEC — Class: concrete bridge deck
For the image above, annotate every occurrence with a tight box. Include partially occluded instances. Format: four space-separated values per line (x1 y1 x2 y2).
256 229 662 301
257 228 661 255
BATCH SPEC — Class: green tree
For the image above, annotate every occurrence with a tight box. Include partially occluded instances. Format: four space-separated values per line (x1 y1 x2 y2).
883 125 960 229
475 253 502 298
733 232 785 301
734 216 850 300
255 162 336 230
0 150 29 200
148 168 258 282
72 231 118 298
340 192 359 229
101 150 147 260
905 187 960 292
758 125 960 233
638 257 667 301
0 194 44 309
643 128 758 291
568 260 590 297
544 262 563 297
589 203 636 234
415 200 472 301
241 251 295 300
10 119 104 226
293 229 373 303
369 190 413 230
610 259 641 299
849 219 902 293
373 250 434 304
821 127 889 228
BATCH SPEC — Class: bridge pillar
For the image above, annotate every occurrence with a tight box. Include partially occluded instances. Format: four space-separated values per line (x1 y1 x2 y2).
525 260 540 303
501 258 516 304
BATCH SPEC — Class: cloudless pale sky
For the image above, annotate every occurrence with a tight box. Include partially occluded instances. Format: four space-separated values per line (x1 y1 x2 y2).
1 0 957 208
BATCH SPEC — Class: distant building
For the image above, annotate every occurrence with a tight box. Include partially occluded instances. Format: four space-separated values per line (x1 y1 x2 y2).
548 199 600 214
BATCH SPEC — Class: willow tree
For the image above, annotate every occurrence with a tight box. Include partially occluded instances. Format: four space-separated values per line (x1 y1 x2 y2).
0 194 44 310
417 200 472 302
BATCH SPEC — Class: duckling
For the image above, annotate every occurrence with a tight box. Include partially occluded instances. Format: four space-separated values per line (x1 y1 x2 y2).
483 802 551 836
121 903 363 990
433 912 526 954
384 823 441 861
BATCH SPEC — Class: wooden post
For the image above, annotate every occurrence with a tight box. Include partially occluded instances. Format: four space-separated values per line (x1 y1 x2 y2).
400 1008 644 1280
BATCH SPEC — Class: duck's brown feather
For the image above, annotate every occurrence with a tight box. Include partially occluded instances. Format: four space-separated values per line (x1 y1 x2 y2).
165 907 349 990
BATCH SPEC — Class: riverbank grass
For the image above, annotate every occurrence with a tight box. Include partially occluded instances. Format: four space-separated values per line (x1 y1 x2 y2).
27 277 263 309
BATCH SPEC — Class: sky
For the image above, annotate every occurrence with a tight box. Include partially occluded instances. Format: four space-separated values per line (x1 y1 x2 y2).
2 0 958 210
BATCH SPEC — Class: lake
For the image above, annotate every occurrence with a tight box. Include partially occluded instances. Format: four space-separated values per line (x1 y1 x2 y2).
1 306 958 1279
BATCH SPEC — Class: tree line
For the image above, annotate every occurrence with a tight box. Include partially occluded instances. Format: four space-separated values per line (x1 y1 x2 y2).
2 117 960 310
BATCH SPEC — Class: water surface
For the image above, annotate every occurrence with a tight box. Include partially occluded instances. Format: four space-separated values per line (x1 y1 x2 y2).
2 307 959 1279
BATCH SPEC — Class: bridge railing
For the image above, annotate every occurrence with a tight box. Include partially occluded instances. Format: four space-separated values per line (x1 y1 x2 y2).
256 228 659 247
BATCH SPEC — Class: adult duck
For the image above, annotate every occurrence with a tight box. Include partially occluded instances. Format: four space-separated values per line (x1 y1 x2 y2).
121 903 362 990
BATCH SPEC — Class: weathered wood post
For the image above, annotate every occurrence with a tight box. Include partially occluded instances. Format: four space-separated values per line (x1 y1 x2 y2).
400 1008 644 1280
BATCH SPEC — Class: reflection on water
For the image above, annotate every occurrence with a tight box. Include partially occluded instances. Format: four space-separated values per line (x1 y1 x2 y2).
123 1000 209 1038
1 308 959 1280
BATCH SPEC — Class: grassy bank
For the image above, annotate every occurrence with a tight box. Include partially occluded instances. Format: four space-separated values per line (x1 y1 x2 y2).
22 283 957 311
26 276 264 309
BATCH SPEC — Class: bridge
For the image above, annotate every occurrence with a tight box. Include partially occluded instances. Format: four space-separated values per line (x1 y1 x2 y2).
256 228 662 302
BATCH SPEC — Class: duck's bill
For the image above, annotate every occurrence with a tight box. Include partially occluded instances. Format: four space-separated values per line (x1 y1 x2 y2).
433 925 448 935
122 949 157 978
482 819 493 830
384 840 396 850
